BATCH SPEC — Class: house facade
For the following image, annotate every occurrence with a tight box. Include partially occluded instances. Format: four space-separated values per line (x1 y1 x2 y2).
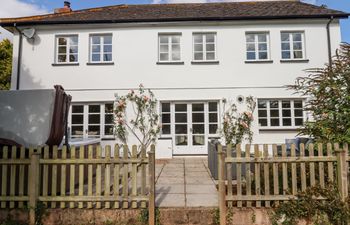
0 1 348 158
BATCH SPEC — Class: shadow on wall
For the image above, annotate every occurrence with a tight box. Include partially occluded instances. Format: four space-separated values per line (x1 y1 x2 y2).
13 59 45 90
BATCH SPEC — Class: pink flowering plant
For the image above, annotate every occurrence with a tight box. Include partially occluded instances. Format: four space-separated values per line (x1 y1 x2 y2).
114 84 160 151
221 96 256 145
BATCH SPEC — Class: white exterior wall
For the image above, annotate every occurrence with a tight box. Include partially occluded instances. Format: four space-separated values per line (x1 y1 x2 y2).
10 19 342 158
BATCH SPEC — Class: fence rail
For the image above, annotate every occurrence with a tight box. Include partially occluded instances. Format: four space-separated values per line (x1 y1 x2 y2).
218 143 349 225
0 144 156 225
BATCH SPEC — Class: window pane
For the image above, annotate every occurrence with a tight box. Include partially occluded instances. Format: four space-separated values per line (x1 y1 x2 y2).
194 35 203 43
246 34 255 42
159 36 168 44
58 37 67 45
259 119 267 126
294 51 303 59
58 55 67 62
194 53 203 60
192 113 204 123
247 52 256 60
92 36 101 44
160 53 169 61
175 125 187 134
283 118 292 126
282 110 291 117
175 113 187 123
295 118 303 126
270 101 279 108
175 104 187 112
172 52 180 61
69 46 78 54
104 45 112 53
160 45 169 52
271 119 280 126
161 114 170 123
293 33 302 42
281 33 290 41
258 52 268 59
58 46 66 54
282 51 291 59
282 101 291 108
103 54 112 61
258 34 267 42
281 43 290 50
162 125 171 135
206 44 215 51
294 101 303 108
105 125 114 135
206 52 215 60
209 102 217 111
294 109 303 117
258 110 267 117
258 100 267 108
92 45 101 53
172 44 180 52
89 105 100 113
72 115 83 124
162 103 170 112
194 44 203 52
209 113 218 122
293 42 302 50
172 36 180 43
175 136 187 145
246 43 255 51
89 114 100 124
72 105 83 113
193 124 204 134
104 36 112 44
209 124 218 134
70 36 78 45
105 104 113 113
192 104 204 111
258 43 267 51
88 126 100 136
270 110 279 117
92 54 100 62
72 126 83 136
105 114 114 124
69 54 78 62
206 34 215 42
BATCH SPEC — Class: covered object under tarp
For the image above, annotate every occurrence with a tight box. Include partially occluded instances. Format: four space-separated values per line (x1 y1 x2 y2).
0 85 71 147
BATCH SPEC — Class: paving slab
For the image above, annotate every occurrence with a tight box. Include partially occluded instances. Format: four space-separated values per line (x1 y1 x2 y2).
186 184 217 194
186 193 218 207
156 193 185 207
157 177 184 185
156 184 184 194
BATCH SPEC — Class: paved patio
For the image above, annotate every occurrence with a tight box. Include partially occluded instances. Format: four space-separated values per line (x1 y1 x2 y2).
155 157 218 207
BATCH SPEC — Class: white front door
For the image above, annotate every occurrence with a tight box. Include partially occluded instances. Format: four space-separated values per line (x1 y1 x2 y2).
173 103 208 155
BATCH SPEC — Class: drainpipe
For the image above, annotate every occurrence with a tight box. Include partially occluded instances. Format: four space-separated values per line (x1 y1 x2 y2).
13 23 23 90
326 16 334 66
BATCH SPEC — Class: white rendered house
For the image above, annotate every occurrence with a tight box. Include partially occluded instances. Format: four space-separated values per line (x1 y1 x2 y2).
0 1 348 158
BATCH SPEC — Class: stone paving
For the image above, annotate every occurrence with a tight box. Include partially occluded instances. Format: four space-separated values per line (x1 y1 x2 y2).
155 157 218 207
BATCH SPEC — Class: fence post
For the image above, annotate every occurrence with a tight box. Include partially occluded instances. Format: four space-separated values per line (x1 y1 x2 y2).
29 151 40 225
148 145 156 225
335 143 348 201
218 144 226 225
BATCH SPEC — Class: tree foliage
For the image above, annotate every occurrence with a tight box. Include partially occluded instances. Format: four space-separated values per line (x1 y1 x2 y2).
289 44 350 143
0 39 12 90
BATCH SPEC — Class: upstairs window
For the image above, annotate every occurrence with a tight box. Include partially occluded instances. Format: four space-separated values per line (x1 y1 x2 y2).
246 33 269 61
90 34 113 62
258 99 304 128
193 33 217 61
158 34 181 62
56 35 78 63
281 32 305 60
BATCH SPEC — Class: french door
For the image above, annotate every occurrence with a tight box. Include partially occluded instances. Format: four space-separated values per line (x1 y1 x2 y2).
173 102 208 155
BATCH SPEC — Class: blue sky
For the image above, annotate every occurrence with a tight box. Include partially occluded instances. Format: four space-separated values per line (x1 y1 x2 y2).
0 0 349 42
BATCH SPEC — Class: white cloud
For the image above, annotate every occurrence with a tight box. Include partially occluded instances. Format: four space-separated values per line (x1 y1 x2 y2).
0 0 49 41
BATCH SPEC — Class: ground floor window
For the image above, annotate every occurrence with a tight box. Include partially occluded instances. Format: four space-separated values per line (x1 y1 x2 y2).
70 103 114 139
258 99 304 128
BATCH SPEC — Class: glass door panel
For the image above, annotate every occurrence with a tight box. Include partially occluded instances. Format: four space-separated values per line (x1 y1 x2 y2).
174 104 188 146
191 103 205 146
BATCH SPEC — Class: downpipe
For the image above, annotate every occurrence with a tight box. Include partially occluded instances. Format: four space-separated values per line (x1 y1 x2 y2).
14 23 23 90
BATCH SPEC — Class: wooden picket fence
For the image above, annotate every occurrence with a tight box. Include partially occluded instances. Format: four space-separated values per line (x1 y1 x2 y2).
0 144 156 225
217 143 349 225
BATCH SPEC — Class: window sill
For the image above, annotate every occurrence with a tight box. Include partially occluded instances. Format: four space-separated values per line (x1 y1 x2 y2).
87 62 115 66
101 137 116 141
245 60 273 64
280 59 309 63
191 60 219 65
156 61 184 65
158 136 172 140
52 63 79 66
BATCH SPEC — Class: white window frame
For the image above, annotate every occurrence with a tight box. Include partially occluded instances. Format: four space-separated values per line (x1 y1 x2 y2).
69 103 115 139
89 34 113 63
257 99 305 129
280 31 306 60
245 32 270 61
158 34 182 62
160 102 172 137
192 33 217 62
55 35 79 64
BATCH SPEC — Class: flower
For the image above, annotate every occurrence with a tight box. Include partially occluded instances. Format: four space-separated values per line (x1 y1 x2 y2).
139 83 144 88
143 96 149 102
240 121 249 129
244 111 253 120
117 118 124 125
